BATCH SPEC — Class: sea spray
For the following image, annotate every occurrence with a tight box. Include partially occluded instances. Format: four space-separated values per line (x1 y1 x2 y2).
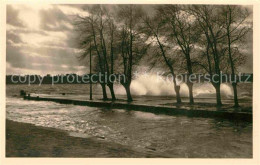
193 83 233 98
114 73 234 98
220 83 233 98
114 73 176 96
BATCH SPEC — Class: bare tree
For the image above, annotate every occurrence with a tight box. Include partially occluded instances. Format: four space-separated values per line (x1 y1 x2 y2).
157 5 201 104
115 5 149 102
74 6 109 100
92 5 117 100
189 5 252 106
75 5 119 100
189 5 226 106
140 12 182 103
221 5 252 107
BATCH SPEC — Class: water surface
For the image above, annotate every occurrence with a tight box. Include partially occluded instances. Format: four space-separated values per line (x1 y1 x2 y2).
6 97 252 158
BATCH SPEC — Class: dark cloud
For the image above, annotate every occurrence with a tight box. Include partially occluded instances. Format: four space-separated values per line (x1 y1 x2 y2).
65 30 80 49
238 31 253 73
6 31 23 45
7 5 25 27
7 43 82 72
39 7 71 31
6 45 26 68
6 45 51 69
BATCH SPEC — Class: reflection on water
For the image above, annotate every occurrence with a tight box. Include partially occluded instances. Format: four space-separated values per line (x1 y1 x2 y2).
6 97 252 158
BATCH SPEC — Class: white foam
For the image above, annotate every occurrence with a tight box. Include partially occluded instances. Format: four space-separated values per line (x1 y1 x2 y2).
114 73 234 98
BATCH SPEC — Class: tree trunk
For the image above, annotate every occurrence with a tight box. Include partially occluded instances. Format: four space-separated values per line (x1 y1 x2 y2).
108 84 116 101
213 83 222 106
174 85 182 104
124 84 133 102
187 82 194 104
100 83 108 100
89 43 92 100
226 15 240 108
232 82 239 107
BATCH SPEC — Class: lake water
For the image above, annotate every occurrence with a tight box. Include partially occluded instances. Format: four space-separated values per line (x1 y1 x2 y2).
6 84 252 158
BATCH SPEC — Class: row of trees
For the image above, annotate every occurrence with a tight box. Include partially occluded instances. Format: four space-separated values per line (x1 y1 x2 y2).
75 5 252 107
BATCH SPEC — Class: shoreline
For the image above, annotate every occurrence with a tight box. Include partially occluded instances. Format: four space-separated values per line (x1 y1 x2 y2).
6 119 159 157
5 119 253 158
23 95 252 122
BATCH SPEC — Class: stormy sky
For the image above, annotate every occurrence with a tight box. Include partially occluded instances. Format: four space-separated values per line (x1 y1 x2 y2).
6 4 88 75
6 4 253 75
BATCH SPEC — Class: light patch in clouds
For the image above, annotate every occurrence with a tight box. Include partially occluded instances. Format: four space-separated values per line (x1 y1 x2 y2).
19 31 68 48
18 9 40 29
58 5 89 17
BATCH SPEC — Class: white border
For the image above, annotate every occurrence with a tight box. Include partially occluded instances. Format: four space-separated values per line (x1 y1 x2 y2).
1 1 259 165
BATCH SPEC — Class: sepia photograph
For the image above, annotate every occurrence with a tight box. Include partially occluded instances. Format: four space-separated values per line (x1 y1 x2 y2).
1 1 258 163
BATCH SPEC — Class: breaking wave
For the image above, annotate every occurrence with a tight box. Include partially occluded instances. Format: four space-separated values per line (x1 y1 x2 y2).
114 73 234 98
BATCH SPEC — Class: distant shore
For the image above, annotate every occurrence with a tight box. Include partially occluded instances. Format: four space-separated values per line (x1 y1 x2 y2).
6 120 158 157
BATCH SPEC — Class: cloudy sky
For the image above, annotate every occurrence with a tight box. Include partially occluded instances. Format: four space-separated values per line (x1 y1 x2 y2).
6 4 253 76
6 4 89 75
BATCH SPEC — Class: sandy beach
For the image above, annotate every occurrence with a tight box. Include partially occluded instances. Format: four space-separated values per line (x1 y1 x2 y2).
6 120 160 157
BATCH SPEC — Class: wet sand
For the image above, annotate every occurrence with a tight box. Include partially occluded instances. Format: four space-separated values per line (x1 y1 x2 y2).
6 120 159 157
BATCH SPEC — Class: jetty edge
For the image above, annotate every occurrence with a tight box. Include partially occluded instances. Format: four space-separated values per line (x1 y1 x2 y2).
23 95 252 122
